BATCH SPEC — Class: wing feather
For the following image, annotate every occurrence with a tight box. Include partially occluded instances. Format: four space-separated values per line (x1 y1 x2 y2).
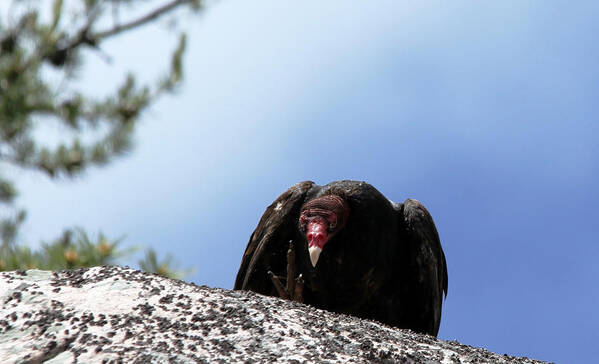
399 198 448 336
234 181 314 291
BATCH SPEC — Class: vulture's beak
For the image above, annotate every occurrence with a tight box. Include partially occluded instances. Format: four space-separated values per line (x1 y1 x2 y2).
306 219 328 267
308 245 322 267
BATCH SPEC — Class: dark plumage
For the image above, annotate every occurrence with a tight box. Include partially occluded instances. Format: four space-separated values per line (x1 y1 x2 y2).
234 180 448 336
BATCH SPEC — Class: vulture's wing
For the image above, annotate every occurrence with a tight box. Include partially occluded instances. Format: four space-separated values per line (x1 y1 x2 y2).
234 181 315 293
399 199 448 336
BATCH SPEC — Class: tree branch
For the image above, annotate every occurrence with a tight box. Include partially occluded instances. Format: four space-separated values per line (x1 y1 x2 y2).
94 0 196 41
45 0 197 64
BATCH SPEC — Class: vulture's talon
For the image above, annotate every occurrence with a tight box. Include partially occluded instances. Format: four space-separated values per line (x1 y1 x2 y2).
268 270 289 300
286 240 296 297
269 241 304 303
293 274 304 303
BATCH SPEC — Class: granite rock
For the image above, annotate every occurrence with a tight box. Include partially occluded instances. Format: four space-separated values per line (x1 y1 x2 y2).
0 266 547 363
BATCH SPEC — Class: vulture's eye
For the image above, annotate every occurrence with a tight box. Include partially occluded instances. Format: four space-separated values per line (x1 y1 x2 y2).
329 218 337 229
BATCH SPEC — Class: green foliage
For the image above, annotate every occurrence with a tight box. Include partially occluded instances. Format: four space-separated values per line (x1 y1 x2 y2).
0 229 121 271
139 248 193 280
0 0 202 277
0 228 182 279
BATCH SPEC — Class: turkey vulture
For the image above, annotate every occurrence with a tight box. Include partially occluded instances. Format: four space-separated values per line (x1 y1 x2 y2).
234 180 448 336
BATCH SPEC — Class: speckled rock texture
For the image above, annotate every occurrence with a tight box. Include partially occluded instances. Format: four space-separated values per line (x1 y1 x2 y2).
0 266 546 363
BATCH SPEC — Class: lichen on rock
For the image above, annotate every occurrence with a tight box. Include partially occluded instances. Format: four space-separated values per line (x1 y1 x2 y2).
0 266 547 363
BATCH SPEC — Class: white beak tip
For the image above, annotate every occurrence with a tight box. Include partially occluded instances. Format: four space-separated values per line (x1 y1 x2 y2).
308 246 322 267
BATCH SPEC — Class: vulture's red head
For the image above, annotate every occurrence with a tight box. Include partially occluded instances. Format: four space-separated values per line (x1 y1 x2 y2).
299 195 350 267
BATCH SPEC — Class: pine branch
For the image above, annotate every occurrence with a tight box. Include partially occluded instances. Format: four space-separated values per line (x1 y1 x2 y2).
43 0 198 65
95 0 196 41
0 0 199 276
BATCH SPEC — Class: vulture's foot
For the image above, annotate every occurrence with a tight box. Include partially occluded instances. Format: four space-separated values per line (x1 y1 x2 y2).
268 241 304 302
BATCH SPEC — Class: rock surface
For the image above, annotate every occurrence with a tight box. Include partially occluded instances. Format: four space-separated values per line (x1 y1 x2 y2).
0 266 546 363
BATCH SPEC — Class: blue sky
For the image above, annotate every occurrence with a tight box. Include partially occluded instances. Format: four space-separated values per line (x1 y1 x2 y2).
11 1 599 362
